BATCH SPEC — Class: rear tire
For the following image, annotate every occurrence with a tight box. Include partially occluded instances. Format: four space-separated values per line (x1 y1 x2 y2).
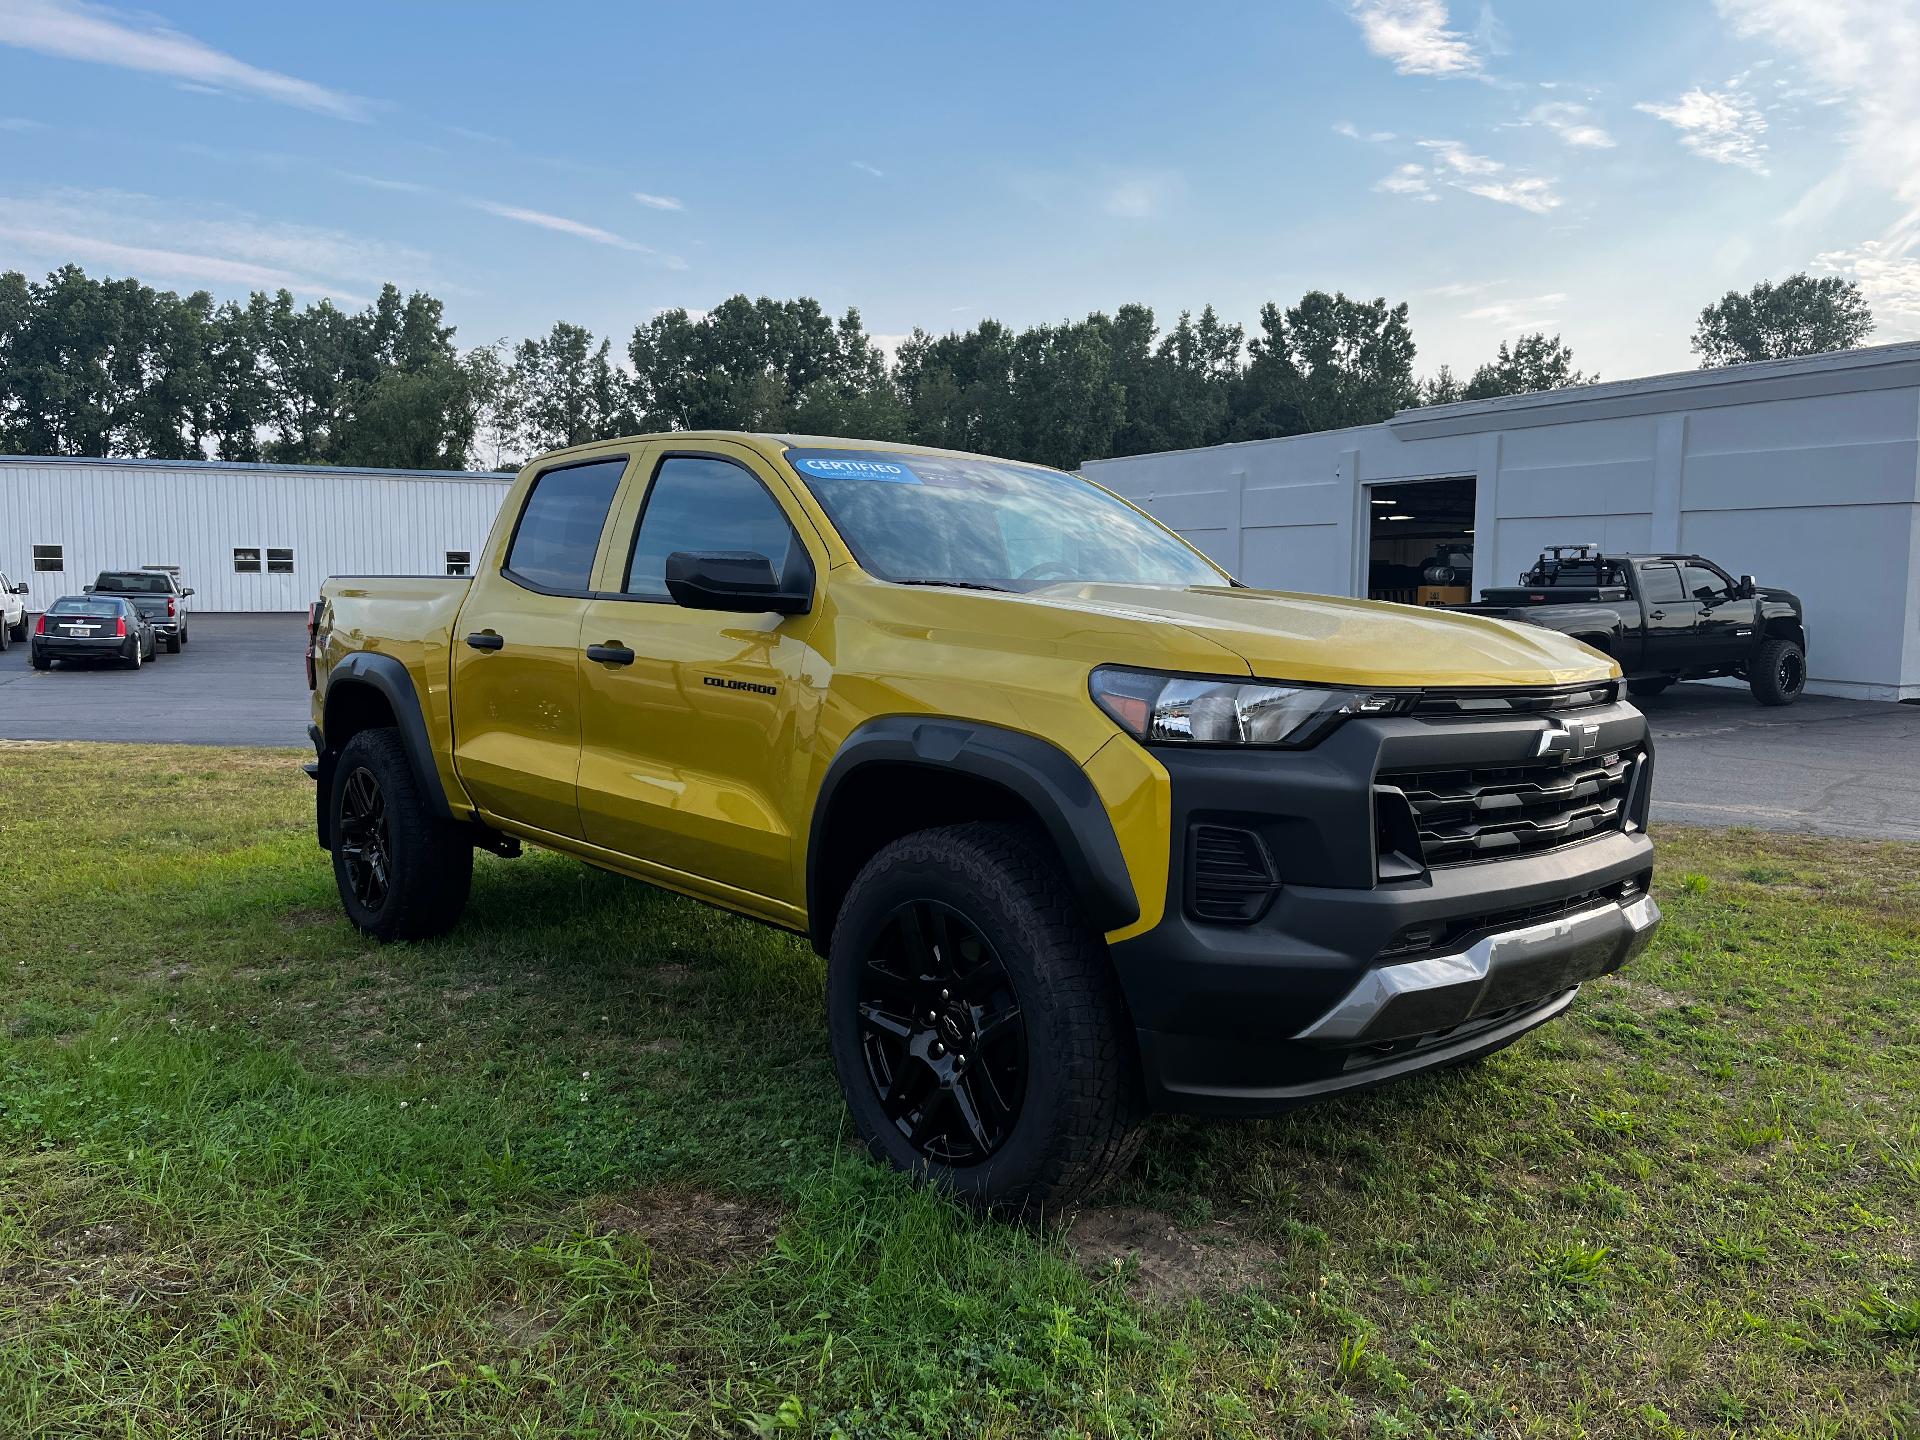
826 822 1142 1213
1627 677 1672 698
1750 638 1805 707
30 652 50 671
329 727 473 942
165 633 181 654
0 621 9 652
124 642 142 671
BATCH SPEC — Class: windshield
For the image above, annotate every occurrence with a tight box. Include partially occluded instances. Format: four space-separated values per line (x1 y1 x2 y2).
95 572 172 593
783 448 1228 592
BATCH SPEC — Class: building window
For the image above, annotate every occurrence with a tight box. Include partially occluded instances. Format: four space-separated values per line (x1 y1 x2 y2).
446 550 472 577
267 548 295 575
32 544 62 572
234 547 261 574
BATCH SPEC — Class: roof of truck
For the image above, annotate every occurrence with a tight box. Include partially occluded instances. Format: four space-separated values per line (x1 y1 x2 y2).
524 432 1064 470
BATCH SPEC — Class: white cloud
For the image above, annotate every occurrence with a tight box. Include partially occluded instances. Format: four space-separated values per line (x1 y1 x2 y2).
1462 175 1562 213
1 116 46 132
1102 175 1178 218
1335 120 1398 142
1419 139 1504 175
1347 0 1481 76
1376 164 1438 201
1635 88 1770 173
0 189 439 301
337 172 427 194
633 191 684 212
0 0 372 120
472 201 687 267
850 160 884 178
1529 101 1615 149
1815 240 1920 336
1463 291 1567 328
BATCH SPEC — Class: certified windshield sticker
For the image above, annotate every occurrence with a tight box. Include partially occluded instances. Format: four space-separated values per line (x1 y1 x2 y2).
789 454 922 484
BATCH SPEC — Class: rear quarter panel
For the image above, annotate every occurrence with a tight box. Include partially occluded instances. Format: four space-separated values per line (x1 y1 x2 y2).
316 577 474 818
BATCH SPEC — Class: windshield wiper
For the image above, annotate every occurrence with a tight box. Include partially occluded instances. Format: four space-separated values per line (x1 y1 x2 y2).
891 579 1015 593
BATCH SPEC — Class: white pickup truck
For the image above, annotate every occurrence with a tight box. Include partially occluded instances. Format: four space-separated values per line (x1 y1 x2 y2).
0 569 29 651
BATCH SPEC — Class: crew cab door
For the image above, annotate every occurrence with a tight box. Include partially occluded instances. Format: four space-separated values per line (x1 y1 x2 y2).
1630 560 1700 671
449 450 633 840
1681 559 1758 667
575 443 826 915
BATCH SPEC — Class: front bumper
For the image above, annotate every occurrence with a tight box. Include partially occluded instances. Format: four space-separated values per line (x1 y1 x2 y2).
1108 699 1659 1114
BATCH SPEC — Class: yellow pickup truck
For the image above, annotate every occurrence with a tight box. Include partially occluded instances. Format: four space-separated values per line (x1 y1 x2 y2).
307 433 1660 1208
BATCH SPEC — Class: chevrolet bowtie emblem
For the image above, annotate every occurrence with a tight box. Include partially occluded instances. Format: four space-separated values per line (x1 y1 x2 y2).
1536 718 1601 760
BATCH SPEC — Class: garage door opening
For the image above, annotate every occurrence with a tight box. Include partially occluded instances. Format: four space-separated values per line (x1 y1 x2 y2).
1365 476 1477 605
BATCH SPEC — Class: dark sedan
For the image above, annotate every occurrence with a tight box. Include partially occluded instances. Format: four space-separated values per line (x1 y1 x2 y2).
30 595 157 672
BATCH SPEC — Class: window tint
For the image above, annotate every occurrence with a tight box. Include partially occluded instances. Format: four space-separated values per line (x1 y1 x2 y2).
96 571 171 593
505 458 626 591
1638 563 1687 604
50 598 121 617
1681 563 1726 601
624 456 804 598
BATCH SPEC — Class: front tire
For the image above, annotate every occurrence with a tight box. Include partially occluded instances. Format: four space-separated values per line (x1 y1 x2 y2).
1750 637 1805 706
329 727 473 942
826 822 1142 1212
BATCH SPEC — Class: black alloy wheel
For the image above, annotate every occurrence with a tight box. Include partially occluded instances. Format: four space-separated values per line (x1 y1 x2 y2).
1777 648 1804 696
855 898 1028 1166
336 765 392 912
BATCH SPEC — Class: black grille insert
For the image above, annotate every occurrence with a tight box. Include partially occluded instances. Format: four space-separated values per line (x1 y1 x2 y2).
1412 683 1618 716
1186 824 1278 923
1381 749 1640 866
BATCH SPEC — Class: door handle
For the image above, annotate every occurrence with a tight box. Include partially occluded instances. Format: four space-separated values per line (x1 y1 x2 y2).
586 642 635 666
466 631 504 651
1649 611 1666 620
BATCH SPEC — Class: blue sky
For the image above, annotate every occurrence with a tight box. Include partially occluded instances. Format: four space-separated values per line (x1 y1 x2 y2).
2 0 1916 383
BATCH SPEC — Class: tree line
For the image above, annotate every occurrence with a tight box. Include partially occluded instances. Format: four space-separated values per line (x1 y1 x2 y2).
0 263 1873 473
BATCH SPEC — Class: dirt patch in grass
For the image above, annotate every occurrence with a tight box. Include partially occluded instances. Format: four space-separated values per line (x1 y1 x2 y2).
587 1188 784 1272
1067 1206 1277 1303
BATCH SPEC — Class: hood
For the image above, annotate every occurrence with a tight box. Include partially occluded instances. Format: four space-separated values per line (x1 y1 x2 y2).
1039 583 1618 688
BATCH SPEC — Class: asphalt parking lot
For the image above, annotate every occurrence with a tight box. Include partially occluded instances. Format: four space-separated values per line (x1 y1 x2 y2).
3 611 1917 840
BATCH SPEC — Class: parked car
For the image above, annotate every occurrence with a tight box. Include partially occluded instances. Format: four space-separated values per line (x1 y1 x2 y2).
1449 546 1808 705
87 568 194 652
306 433 1661 1209
0 569 27 651
31 594 157 671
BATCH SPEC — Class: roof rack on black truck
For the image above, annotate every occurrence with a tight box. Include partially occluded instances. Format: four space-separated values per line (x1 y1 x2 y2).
1448 544 1808 705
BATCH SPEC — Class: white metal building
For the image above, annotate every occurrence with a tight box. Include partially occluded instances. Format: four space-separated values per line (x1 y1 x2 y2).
0 456 513 612
1085 341 1920 701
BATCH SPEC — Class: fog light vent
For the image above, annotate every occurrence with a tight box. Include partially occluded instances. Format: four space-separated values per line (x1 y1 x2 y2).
1187 824 1278 924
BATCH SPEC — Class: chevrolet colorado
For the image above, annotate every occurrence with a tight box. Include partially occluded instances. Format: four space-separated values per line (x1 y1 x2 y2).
1451 545 1808 705
307 434 1661 1208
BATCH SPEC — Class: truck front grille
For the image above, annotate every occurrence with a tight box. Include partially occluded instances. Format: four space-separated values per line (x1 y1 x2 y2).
1381 749 1639 866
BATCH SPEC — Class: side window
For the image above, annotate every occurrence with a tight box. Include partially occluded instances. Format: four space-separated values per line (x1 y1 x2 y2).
1681 563 1727 601
1638 563 1687 604
623 456 805 599
504 457 626 592
233 547 262 574
33 544 62 572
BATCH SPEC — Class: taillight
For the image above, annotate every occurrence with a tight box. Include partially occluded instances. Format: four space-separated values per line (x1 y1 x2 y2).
167 597 176 617
115 615 128 637
34 614 46 635
305 602 320 691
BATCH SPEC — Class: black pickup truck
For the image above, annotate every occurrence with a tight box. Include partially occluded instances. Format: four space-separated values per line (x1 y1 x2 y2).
1451 546 1808 706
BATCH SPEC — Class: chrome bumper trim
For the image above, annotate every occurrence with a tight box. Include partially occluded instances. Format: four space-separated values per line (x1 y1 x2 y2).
1294 894 1662 1045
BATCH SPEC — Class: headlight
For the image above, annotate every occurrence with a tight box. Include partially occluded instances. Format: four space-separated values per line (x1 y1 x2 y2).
1089 666 1411 747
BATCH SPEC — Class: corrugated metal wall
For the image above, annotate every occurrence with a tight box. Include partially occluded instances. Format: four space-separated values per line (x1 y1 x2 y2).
0 458 513 612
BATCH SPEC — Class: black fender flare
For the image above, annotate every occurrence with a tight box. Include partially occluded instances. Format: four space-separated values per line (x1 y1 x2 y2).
313 651 452 846
806 716 1140 952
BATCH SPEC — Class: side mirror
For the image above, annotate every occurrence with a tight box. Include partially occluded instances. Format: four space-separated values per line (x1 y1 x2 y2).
182 587 195 597
663 550 810 616
1738 575 1757 599
1693 585 1719 605
12 583 26 596
82 584 94 594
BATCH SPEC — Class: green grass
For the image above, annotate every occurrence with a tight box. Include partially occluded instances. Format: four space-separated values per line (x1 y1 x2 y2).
1 741 1916 1438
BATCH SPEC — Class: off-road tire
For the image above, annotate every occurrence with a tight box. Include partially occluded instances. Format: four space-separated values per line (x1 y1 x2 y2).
1749 637 1805 707
827 821 1143 1214
1627 677 1672 698
329 727 473 942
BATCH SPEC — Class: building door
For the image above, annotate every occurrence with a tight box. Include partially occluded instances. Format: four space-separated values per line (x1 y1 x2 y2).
1365 477 1477 604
